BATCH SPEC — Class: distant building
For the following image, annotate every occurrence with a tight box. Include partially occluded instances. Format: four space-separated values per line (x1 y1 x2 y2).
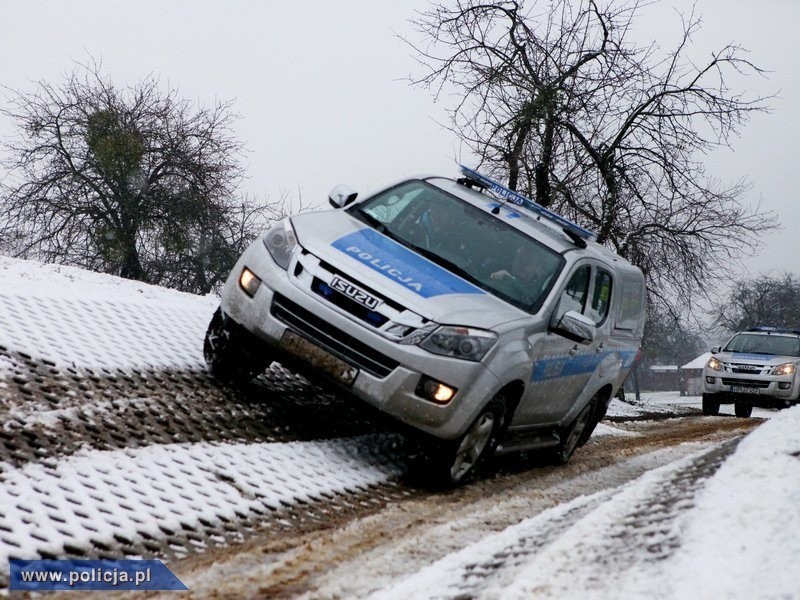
679 352 712 396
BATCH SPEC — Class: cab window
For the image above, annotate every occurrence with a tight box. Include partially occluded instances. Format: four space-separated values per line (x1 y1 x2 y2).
586 270 612 324
555 265 590 320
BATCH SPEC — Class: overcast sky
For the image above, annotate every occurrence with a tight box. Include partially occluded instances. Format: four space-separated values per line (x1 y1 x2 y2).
1 0 797 280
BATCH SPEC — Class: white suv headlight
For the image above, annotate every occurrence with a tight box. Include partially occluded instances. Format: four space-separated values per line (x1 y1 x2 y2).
706 357 723 371
419 326 497 362
262 219 298 270
772 362 796 376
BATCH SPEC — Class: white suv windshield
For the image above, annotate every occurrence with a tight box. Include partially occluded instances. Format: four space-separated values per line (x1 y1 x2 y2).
724 333 800 357
351 180 564 312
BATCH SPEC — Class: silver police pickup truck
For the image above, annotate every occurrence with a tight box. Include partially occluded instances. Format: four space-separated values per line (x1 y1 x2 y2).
702 327 800 418
204 167 646 484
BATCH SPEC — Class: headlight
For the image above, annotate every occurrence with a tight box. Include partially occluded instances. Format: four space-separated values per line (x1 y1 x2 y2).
419 326 497 362
262 219 298 270
706 357 723 372
772 362 796 376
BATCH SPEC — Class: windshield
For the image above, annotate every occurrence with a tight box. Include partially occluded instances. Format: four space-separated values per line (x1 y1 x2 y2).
724 333 800 357
350 180 564 312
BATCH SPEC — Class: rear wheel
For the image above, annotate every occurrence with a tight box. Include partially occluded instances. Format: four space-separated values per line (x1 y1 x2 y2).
429 396 506 486
734 401 753 418
552 394 598 465
204 308 270 383
702 394 720 416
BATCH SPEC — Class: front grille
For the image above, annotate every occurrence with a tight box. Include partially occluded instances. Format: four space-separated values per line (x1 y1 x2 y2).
721 378 771 389
319 260 405 312
730 364 765 374
271 293 399 378
311 278 389 327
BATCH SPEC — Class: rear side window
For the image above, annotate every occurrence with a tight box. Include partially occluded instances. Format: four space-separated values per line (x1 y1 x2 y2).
615 272 645 331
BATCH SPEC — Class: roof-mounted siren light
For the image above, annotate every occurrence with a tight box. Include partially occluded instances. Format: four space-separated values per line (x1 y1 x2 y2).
747 326 800 335
457 165 597 245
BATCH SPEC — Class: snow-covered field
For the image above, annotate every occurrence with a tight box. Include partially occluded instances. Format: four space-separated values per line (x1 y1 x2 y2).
1 255 798 598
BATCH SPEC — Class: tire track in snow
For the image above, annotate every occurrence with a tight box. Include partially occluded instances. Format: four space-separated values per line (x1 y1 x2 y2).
370 438 742 600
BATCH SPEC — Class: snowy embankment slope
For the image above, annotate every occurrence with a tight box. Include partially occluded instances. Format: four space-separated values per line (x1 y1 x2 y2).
0 256 402 569
0 256 217 371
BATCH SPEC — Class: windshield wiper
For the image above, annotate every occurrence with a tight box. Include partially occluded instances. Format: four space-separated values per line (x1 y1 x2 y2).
401 241 487 289
354 208 387 234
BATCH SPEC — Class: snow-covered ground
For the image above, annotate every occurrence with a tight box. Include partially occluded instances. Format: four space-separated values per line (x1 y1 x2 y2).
1 256 798 598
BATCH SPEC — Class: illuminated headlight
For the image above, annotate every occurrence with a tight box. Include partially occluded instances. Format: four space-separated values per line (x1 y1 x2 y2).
706 357 723 372
772 362 796 376
419 326 497 362
239 267 261 297
262 219 298 270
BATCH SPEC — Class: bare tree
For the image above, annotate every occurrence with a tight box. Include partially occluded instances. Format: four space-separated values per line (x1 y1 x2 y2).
408 0 776 310
710 273 800 334
0 59 277 294
641 305 705 366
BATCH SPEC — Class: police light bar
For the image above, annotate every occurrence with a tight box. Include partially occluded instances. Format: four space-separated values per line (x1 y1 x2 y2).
746 326 800 335
458 165 596 242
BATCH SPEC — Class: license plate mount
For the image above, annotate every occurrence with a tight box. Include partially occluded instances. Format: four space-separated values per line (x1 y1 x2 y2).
729 386 760 395
279 330 359 386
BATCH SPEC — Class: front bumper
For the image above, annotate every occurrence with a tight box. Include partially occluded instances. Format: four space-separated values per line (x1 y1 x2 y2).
218 239 503 440
703 370 799 405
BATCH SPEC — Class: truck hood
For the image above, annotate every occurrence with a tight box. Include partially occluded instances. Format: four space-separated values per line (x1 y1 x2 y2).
291 210 529 329
717 352 800 366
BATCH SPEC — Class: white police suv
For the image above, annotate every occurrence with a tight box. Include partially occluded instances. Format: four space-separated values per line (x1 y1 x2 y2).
204 167 646 484
703 327 800 418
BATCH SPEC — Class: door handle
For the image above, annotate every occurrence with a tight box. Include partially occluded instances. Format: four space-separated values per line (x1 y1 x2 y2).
596 342 605 354
569 344 579 356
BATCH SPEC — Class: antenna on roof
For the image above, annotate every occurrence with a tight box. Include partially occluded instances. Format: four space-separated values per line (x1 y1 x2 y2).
457 165 596 243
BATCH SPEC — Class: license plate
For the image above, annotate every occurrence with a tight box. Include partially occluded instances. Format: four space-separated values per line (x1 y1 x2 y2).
279 330 359 386
730 386 759 395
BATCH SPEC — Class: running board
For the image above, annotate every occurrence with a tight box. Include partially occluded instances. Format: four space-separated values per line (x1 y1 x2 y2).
495 431 561 455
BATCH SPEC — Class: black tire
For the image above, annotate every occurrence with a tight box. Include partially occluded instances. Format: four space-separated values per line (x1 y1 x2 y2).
429 396 506 486
734 401 753 418
204 308 270 383
702 394 720 416
552 394 598 465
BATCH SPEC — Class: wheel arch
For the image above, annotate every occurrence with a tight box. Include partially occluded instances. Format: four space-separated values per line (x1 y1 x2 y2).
495 379 526 433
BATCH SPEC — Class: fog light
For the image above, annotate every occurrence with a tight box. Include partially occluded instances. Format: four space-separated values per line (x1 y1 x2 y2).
779 382 792 390
239 267 261 297
705 376 716 384
416 376 457 404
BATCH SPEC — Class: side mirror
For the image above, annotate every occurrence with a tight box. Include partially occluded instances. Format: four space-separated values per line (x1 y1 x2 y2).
329 184 358 208
550 310 596 344
711 346 721 354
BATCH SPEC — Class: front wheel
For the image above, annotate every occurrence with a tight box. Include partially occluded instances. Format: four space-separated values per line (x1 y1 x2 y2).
204 308 270 383
702 394 720 416
429 396 506 487
734 401 753 418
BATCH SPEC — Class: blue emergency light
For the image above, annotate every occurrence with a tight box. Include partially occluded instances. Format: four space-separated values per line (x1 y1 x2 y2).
458 165 597 243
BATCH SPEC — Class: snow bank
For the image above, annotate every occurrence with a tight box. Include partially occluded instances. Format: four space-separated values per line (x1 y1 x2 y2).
668 405 800 599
